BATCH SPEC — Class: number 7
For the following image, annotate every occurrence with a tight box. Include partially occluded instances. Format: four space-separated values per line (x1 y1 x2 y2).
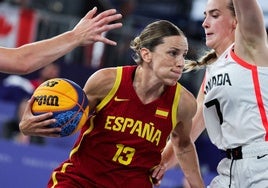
205 99 223 124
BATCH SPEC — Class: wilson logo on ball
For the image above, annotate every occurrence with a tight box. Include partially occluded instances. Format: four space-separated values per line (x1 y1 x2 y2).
35 95 59 106
32 78 89 137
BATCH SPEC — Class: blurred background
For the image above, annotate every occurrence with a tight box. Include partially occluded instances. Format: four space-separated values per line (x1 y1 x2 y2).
0 0 267 187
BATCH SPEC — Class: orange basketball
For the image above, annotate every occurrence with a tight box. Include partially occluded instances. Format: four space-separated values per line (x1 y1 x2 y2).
32 78 89 137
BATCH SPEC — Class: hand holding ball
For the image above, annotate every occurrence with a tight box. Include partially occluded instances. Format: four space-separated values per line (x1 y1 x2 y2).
31 78 89 137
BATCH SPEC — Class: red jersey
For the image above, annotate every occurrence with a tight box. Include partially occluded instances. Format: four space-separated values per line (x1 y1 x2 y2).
48 66 182 188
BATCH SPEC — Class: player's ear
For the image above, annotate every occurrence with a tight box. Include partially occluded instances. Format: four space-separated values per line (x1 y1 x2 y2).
232 18 237 29
140 47 152 63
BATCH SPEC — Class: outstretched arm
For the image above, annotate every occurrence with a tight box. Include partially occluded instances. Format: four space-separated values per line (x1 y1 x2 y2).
233 0 268 66
0 7 122 74
233 0 266 45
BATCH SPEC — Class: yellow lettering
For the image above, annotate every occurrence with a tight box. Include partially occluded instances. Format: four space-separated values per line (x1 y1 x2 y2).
104 116 163 146
113 117 124 131
142 122 154 141
130 120 142 136
104 116 115 130
121 118 134 132
151 130 161 146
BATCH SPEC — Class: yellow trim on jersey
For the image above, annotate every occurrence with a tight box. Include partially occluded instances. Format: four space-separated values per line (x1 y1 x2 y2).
51 162 73 188
52 116 96 186
51 171 58 188
96 67 122 112
171 83 181 129
69 116 95 158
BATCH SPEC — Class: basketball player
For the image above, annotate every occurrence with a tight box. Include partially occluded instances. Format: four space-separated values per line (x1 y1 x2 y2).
0 7 122 74
153 0 268 187
20 20 205 188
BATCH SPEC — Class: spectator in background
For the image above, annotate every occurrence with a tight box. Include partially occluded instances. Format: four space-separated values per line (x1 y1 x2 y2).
0 74 32 103
0 63 61 103
29 63 61 90
99 0 137 68
1 98 45 145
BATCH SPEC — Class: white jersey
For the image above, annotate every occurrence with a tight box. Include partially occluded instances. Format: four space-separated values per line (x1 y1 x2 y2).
203 45 268 150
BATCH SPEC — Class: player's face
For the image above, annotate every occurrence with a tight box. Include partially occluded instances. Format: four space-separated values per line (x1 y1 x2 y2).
150 35 188 86
202 0 236 53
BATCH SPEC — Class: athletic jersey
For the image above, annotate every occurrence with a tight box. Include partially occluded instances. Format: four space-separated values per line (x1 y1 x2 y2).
203 45 268 150
48 65 182 188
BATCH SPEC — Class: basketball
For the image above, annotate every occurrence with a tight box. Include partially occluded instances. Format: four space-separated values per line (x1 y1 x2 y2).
31 78 89 137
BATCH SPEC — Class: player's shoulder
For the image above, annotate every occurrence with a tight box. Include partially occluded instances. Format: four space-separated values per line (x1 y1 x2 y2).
95 66 117 76
89 67 117 83
178 86 197 119
83 67 119 107
84 67 121 95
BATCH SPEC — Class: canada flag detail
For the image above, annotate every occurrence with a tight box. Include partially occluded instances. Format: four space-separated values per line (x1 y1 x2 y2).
0 3 37 47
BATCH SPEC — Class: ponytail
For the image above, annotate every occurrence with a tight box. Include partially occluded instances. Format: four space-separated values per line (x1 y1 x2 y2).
184 50 217 72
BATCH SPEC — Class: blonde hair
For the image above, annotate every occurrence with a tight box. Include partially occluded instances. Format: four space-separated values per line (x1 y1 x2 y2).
184 50 217 72
130 20 185 64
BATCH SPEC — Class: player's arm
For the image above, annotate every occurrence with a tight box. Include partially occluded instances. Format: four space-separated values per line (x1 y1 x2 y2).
152 79 206 184
233 0 268 66
83 67 117 111
171 88 204 188
0 7 122 74
190 81 206 142
233 0 266 47
153 87 204 187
